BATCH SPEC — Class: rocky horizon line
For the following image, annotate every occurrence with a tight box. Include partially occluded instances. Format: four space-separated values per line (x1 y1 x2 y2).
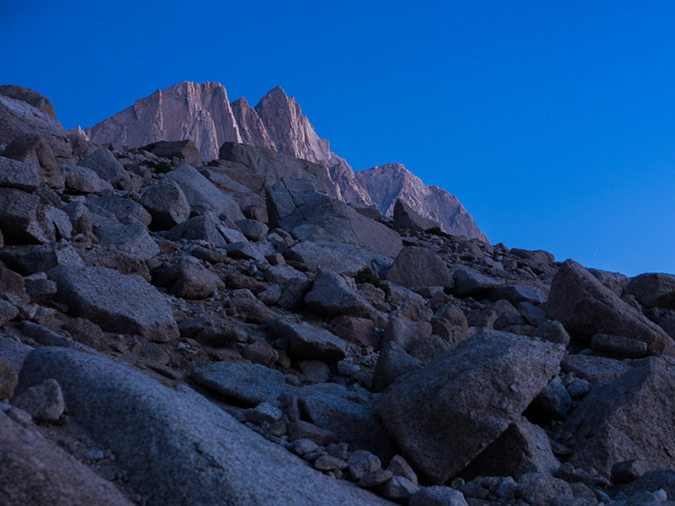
80 80 488 242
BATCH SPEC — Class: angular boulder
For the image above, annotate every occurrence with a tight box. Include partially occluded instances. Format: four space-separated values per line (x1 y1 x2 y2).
141 178 191 229
0 243 83 275
393 199 437 232
548 260 675 356
382 316 432 352
93 222 160 261
295 383 396 462
489 285 548 306
0 188 54 244
48 266 179 342
141 140 202 167
2 134 64 190
269 320 346 363
305 270 376 319
0 88 74 163
285 240 393 276
0 156 40 191
163 163 244 221
625 272 675 310
78 148 131 188
565 356 675 476
267 178 402 258
385 246 454 288
62 164 113 193
452 267 503 298
379 330 564 483
89 196 152 226
191 362 286 407
218 141 335 194
458 416 560 481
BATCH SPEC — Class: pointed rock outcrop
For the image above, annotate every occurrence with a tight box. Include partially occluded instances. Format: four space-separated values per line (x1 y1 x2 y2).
355 163 487 241
230 97 276 150
86 82 242 161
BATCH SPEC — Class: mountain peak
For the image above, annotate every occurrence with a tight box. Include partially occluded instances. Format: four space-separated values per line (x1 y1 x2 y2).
83 80 486 240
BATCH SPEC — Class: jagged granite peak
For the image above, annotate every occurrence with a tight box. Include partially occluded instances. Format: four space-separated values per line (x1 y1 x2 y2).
86 82 243 161
254 86 334 165
355 163 488 242
230 97 276 151
82 81 483 235
252 87 373 206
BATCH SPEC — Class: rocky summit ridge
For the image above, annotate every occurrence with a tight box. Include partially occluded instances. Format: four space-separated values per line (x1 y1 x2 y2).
83 81 485 241
1 85 675 505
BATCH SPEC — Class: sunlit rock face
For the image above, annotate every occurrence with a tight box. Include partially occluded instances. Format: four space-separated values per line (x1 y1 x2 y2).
355 163 488 242
84 81 486 239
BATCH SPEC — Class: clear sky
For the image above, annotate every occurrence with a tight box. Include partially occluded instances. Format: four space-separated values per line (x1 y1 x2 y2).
2 1 675 276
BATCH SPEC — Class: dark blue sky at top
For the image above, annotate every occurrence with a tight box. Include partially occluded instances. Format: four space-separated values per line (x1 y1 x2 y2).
2 1 675 276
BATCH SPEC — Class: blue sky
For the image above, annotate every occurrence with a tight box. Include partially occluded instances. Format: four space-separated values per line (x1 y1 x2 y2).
2 1 675 276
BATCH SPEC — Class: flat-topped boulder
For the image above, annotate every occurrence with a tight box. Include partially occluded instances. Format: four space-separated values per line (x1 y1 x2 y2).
269 319 346 363
191 362 286 406
47 266 179 342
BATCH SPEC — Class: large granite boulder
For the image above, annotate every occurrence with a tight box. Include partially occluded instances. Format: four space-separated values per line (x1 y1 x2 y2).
385 246 454 288
62 164 113 193
0 156 40 192
47 266 179 342
458 416 560 481
548 260 675 356
0 87 74 163
93 222 159 261
2 134 64 190
266 178 402 258
0 85 58 120
379 330 564 483
0 243 84 275
15 347 392 506
565 356 675 476
78 148 131 188
285 240 393 276
269 319 346 363
163 163 244 221
191 362 286 407
141 140 202 167
625 273 675 310
305 270 376 319
294 383 396 463
393 199 437 232
218 141 335 195
0 188 55 244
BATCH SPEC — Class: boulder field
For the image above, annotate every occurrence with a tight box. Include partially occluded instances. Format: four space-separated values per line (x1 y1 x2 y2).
0 85 674 505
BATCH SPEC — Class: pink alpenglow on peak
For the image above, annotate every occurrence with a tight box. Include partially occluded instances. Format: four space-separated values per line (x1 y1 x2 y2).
83 81 487 241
